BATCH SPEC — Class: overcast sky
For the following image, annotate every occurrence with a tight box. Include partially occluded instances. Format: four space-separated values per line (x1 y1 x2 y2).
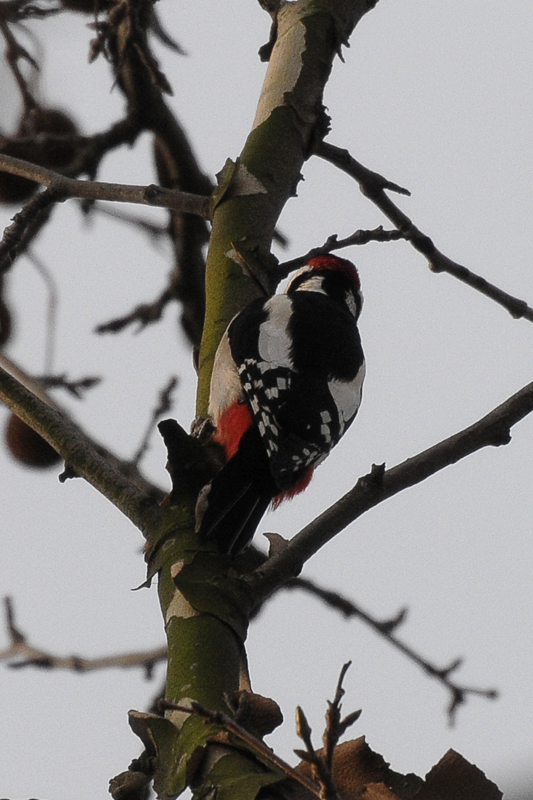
1 2 532 798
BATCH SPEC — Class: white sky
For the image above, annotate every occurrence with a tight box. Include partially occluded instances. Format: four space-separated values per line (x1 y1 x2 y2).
1 2 532 798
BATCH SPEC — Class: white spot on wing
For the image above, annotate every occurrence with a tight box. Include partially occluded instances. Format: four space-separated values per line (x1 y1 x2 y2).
321 424 331 442
328 361 366 434
344 290 358 317
257 295 294 369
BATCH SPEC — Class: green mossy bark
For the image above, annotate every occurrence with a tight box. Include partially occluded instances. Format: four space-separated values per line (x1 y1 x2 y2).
196 7 338 415
141 2 379 798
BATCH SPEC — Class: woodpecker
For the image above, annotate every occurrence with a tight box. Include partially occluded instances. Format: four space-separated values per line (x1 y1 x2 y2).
197 254 365 555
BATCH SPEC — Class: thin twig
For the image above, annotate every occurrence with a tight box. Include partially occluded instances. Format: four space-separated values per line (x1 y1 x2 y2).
279 227 406 277
294 705 341 800
293 663 361 800
159 698 323 799
1 597 166 677
0 187 59 272
39 373 101 399
0 115 145 270
0 15 38 110
323 662 361 764
0 152 211 214
95 285 174 334
317 142 533 323
25 251 58 374
130 376 178 466
286 579 496 724
87 203 169 245
0 156 210 272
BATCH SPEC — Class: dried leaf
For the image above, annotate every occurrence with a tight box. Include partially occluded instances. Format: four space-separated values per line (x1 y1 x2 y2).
416 749 502 800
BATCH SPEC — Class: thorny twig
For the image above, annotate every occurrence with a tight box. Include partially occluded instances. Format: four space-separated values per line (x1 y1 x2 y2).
39 373 101 399
0 187 59 272
286 579 497 724
130 376 178 466
1 570 495 722
1 597 166 678
317 142 533 324
294 663 360 800
159 697 324 800
95 285 174 334
278 226 406 278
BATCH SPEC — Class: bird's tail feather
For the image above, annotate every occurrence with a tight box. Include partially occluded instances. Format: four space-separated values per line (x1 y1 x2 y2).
197 428 276 555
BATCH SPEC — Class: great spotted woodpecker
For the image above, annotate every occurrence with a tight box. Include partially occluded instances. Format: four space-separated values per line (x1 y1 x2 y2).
197 254 365 555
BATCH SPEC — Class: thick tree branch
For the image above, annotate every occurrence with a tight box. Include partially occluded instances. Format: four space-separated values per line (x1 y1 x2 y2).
196 0 380 414
0 155 210 273
0 364 161 532
246 379 533 602
317 142 533 324
1 353 164 496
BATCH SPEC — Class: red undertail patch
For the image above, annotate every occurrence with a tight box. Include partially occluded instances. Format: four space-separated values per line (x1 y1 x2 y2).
271 465 314 509
214 403 254 461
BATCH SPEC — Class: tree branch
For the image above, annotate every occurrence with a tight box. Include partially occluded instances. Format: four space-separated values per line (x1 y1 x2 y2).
196 0 380 414
317 142 533 324
158 698 323 800
0 154 210 272
0 364 162 533
278 226 406 277
0 187 59 272
246 379 533 602
0 152 211 215
285 578 497 723
1 597 166 676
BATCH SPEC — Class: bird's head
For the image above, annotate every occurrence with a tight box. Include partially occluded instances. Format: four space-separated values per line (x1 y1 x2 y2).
286 255 363 319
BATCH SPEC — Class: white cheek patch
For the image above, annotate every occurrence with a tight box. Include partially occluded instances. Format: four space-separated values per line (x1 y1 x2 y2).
286 265 312 288
293 275 327 294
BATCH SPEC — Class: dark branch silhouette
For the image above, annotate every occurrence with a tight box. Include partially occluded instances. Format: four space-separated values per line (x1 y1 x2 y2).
247 379 533 602
317 142 533 324
1 597 166 677
286 579 497 723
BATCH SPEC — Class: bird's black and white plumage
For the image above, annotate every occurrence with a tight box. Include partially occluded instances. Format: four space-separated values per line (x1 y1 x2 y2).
197 254 366 555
